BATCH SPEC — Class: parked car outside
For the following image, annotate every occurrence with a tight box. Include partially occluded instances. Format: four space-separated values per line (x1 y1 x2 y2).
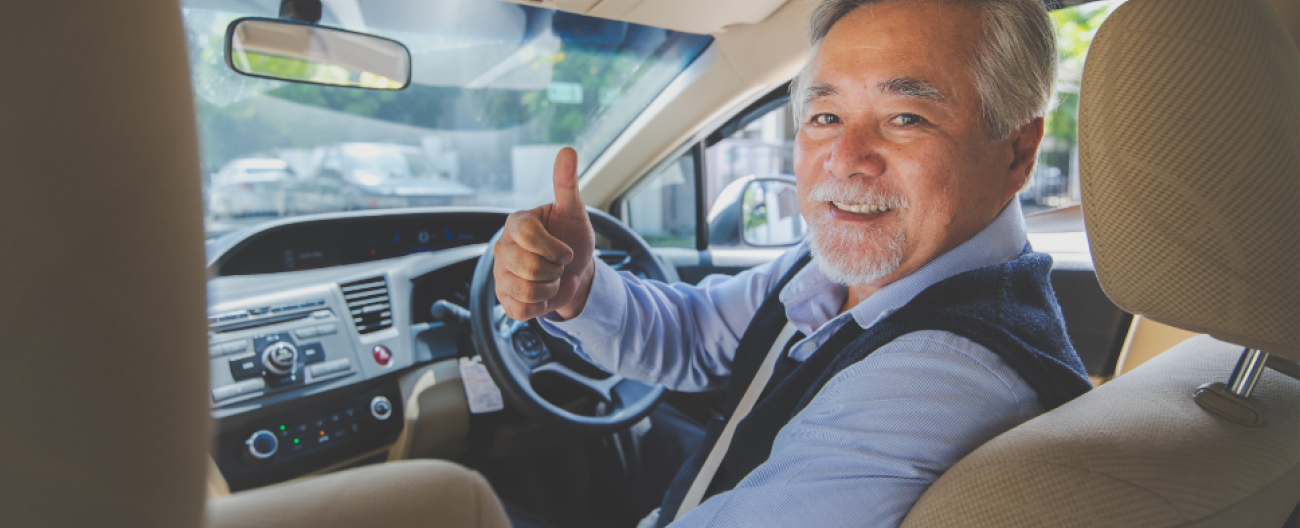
207 158 294 218
308 143 475 211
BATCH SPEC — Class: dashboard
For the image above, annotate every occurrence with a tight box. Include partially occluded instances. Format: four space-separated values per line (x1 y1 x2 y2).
201 206 1130 493
205 208 510 491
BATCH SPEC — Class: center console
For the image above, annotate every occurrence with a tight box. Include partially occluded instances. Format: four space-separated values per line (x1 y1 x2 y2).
205 276 416 491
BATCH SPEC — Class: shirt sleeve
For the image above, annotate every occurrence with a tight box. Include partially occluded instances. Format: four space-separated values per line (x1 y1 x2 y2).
669 330 1044 527
537 247 806 392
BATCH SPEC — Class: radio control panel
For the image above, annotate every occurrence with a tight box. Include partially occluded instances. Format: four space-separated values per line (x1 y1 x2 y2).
207 296 359 407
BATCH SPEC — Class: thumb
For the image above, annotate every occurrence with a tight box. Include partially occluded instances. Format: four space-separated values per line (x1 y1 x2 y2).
552 147 584 217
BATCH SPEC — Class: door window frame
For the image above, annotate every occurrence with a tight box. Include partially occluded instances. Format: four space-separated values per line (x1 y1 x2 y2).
615 82 794 251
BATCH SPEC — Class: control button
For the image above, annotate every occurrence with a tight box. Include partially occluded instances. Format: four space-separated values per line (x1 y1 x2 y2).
208 345 224 357
298 343 325 364
223 341 249 354
212 378 266 402
513 329 544 360
308 359 351 378
265 365 302 388
372 345 392 367
314 323 337 336
245 429 278 460
312 310 331 319
253 334 294 351
294 326 318 339
228 355 263 380
261 342 298 374
370 396 393 420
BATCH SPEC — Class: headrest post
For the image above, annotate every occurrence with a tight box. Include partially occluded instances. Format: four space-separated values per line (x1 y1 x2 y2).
1193 347 1272 427
1226 348 1270 399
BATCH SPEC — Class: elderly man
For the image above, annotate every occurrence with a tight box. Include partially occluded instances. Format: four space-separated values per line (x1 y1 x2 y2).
493 0 1091 525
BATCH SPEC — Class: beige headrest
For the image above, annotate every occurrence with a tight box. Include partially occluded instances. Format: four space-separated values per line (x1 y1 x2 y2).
0 1 210 526
1079 0 1300 360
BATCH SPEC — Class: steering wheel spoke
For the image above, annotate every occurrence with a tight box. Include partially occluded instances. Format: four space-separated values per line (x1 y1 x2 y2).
532 362 623 403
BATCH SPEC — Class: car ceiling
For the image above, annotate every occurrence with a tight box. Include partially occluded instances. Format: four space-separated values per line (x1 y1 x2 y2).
186 0 1107 36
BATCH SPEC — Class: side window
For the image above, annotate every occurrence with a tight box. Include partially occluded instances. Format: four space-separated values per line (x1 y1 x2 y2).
623 149 697 249
1024 2 1123 213
702 97 799 247
622 89 802 250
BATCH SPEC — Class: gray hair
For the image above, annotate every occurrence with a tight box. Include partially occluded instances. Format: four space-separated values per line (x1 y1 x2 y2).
790 0 1057 142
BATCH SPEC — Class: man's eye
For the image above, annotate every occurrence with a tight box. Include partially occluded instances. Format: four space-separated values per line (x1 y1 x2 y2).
810 113 841 126
891 114 925 126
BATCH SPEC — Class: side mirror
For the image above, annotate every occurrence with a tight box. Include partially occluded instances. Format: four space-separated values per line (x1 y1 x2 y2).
225 18 411 90
741 178 805 247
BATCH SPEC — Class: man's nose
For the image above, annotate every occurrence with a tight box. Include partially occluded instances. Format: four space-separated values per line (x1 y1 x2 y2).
823 122 886 179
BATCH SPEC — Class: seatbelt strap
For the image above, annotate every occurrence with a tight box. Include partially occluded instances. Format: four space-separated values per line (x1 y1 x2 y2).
674 322 799 520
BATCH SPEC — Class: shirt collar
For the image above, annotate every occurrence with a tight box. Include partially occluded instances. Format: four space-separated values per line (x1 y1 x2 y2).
780 199 1028 332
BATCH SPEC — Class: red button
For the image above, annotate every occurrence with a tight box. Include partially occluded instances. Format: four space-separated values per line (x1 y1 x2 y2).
372 345 392 366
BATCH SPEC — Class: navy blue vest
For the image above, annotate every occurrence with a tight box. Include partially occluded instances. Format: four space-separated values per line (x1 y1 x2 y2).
656 248 1091 524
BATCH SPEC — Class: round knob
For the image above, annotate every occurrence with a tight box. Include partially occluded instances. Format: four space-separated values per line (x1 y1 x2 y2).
261 342 298 374
370 396 392 420
245 429 278 460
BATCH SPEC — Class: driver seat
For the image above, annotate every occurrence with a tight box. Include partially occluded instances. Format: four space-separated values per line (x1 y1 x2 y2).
900 0 1300 526
0 2 509 527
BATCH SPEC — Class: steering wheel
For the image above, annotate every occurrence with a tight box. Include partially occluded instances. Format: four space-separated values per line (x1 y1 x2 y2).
469 207 673 435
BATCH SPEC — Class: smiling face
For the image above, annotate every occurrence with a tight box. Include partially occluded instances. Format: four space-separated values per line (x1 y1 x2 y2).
795 0 1041 299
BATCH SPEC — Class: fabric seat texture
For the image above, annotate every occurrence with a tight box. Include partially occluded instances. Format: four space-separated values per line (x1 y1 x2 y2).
902 0 1300 525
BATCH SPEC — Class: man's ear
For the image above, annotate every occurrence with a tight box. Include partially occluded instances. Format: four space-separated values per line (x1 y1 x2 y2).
1003 117 1045 203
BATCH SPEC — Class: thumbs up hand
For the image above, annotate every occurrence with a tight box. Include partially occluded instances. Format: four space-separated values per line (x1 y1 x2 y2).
493 147 596 321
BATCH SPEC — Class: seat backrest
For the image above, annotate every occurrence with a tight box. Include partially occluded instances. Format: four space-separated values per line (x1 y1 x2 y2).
0 1 211 527
901 0 1300 526
901 336 1300 527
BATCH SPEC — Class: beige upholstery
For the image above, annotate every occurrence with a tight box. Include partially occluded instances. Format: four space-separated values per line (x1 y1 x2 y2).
0 1 211 527
0 3 513 528
901 336 1300 528
206 461 510 528
1078 0 1300 359
902 0 1300 526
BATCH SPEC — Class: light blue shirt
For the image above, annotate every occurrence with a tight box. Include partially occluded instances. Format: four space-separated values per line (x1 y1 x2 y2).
542 200 1044 527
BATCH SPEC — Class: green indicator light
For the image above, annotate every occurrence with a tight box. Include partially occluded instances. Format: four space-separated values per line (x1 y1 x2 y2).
293 438 299 444
280 425 286 430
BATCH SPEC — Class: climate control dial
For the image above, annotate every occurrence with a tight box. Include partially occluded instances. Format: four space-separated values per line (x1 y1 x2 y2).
370 396 392 420
245 429 278 460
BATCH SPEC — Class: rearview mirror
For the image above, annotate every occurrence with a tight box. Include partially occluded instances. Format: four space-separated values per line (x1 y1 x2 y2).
225 18 411 90
741 178 806 247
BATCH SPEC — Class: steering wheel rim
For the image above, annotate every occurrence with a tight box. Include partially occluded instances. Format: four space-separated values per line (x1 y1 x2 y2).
470 207 669 435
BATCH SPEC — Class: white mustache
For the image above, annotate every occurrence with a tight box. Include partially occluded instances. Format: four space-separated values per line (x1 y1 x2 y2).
807 181 908 210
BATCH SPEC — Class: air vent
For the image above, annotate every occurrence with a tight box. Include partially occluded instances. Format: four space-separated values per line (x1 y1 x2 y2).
341 277 392 334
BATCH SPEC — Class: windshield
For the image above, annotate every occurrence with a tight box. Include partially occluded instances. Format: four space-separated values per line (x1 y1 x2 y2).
183 0 712 237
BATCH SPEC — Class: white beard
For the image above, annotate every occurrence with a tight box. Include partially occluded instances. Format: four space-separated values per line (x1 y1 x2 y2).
805 181 908 287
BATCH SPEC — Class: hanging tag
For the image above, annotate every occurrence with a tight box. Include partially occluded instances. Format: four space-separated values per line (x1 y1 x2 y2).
460 356 504 414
